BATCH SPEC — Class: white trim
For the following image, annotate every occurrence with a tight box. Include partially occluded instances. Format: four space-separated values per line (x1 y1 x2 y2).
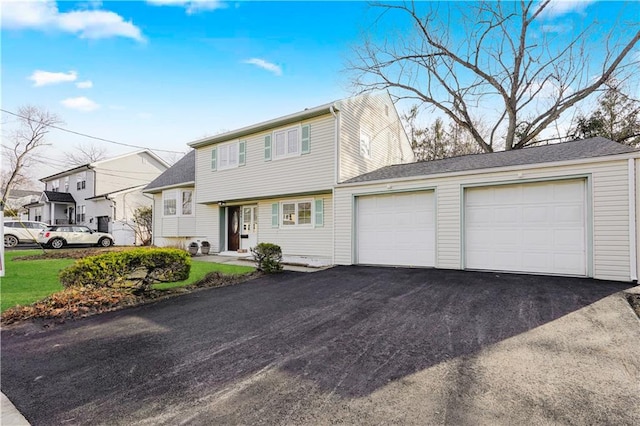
272 125 302 160
143 182 195 194
629 159 637 281
280 199 314 228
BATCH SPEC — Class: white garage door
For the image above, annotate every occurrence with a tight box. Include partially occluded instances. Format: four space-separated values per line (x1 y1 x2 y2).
357 191 435 267
465 179 587 276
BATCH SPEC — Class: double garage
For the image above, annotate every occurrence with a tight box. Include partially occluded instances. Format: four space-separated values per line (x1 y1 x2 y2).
356 179 587 276
335 140 639 282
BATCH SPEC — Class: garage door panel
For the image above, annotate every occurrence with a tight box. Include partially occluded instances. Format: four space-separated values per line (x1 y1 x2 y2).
357 191 435 267
465 179 587 276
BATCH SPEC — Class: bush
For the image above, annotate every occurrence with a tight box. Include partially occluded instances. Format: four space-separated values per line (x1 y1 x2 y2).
251 243 283 273
59 248 191 293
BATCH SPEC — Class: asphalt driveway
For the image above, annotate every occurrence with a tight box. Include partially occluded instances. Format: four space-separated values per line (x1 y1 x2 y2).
2 267 639 425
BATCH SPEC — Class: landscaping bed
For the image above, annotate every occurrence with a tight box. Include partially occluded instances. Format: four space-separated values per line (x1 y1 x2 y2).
1 248 257 325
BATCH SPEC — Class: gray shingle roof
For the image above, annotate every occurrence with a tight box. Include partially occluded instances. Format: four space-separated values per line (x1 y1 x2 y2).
43 191 76 203
144 150 195 192
343 137 636 184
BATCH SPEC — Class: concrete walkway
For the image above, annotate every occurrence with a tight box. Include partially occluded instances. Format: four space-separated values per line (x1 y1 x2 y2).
193 253 331 272
1 392 29 425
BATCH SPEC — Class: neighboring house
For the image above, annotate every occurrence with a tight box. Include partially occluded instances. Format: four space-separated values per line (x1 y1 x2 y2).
146 92 414 262
2 189 41 220
25 150 169 245
333 137 640 282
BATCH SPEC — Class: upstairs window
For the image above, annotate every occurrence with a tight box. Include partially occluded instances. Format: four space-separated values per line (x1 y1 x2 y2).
64 176 69 192
77 172 86 190
360 131 371 159
218 142 239 170
51 179 60 192
273 127 300 159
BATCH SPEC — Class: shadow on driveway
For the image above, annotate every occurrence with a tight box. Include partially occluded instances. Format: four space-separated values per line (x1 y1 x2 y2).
1 266 636 425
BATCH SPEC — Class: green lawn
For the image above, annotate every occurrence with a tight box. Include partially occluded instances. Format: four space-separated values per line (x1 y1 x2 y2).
1 250 72 312
1 250 255 313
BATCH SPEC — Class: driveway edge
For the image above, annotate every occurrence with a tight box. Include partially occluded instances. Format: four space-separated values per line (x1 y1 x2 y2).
1 392 30 425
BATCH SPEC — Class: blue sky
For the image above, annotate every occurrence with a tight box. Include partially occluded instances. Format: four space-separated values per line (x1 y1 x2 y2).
1 0 638 179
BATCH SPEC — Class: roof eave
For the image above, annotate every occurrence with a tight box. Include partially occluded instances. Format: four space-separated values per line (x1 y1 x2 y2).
143 181 196 194
188 103 338 149
338 151 640 188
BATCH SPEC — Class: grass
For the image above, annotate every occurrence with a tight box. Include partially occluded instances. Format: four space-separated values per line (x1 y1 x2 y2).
1 250 72 313
1 249 255 313
154 261 255 290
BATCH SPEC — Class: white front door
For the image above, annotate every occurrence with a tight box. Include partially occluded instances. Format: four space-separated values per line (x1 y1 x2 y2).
356 191 436 267
240 205 258 251
464 179 587 276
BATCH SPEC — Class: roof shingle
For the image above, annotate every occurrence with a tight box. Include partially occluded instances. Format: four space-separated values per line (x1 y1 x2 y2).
144 150 195 191
343 137 636 184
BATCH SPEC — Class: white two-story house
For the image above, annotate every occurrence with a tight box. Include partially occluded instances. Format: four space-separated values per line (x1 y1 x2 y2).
145 92 414 262
26 150 169 245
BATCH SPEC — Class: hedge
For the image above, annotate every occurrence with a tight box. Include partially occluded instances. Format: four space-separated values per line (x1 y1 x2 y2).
59 248 191 293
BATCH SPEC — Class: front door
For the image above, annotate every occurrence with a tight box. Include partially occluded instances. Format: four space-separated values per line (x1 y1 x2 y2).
227 206 240 251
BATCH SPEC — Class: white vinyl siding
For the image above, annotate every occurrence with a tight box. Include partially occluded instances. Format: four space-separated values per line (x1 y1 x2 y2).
258 194 333 260
334 158 634 282
196 115 335 203
153 192 219 248
93 152 167 196
337 93 414 183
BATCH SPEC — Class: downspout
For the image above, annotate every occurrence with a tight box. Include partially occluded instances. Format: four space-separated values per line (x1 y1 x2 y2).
330 104 339 265
629 159 638 282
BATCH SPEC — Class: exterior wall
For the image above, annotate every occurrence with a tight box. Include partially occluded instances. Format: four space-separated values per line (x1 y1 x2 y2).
152 192 220 251
255 193 333 260
334 158 634 282
337 92 414 183
196 114 336 204
94 152 166 195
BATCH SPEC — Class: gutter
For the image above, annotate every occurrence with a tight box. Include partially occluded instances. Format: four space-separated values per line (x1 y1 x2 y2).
188 103 338 148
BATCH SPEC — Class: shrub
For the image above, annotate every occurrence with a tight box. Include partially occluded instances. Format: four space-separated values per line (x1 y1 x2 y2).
59 248 191 293
251 243 283 273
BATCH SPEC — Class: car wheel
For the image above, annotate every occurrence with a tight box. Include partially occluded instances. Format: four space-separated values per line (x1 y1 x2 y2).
4 234 18 248
50 238 65 249
99 237 113 247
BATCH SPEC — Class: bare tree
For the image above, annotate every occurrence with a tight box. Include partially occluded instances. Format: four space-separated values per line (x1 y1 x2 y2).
569 80 640 146
350 1 640 152
1 106 63 206
404 106 482 161
64 142 109 167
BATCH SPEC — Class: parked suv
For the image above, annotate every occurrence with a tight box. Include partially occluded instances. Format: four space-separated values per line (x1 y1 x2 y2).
3 220 50 248
37 225 115 249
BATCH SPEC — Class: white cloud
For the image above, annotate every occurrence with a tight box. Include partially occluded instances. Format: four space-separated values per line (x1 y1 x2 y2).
137 112 153 119
147 0 225 14
61 96 100 112
243 58 282 76
76 80 93 89
538 0 595 19
29 70 77 87
1 0 144 42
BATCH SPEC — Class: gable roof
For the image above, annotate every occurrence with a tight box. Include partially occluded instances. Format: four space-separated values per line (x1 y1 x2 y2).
39 149 169 182
144 150 195 192
343 137 637 184
43 191 76 203
186 91 396 149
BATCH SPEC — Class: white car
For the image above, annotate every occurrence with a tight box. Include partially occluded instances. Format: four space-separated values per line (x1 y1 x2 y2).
3 220 50 248
37 225 115 249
